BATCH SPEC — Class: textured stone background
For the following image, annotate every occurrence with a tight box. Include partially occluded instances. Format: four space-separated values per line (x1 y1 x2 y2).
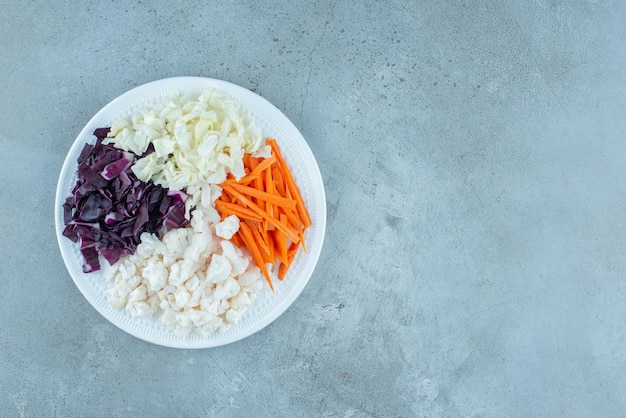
2 1 626 416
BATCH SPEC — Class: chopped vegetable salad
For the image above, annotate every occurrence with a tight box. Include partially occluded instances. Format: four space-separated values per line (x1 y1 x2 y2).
63 89 310 337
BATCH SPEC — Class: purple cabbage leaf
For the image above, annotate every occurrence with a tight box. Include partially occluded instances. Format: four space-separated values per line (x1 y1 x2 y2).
63 128 189 273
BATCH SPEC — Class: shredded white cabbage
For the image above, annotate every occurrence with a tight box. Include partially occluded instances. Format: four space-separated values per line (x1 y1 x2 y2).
104 89 265 192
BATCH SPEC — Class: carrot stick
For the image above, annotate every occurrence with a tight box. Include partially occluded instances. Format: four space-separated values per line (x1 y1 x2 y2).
215 200 263 222
264 167 275 221
277 214 289 264
264 224 275 259
222 185 301 243
298 227 307 253
245 220 273 263
214 138 311 288
239 221 273 291
278 243 300 280
280 207 302 235
223 174 258 186
287 242 300 258
278 262 288 281
253 176 265 211
248 156 259 170
230 230 244 247
250 154 276 177
272 165 286 197
268 138 312 228
226 183 297 210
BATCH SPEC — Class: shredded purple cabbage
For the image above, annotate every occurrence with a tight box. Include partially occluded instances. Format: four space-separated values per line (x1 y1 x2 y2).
63 128 189 273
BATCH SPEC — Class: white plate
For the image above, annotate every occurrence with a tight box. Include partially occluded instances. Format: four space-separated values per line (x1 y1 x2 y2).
55 77 326 349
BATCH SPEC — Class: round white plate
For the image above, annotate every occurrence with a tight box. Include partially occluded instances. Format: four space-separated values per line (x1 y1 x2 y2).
55 77 326 349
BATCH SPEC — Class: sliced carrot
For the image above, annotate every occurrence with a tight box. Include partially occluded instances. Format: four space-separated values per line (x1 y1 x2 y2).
214 138 311 289
298 227 307 253
245 220 273 264
223 174 258 186
287 241 300 259
278 262 288 281
215 200 263 222
272 165 286 197
280 206 302 235
222 185 300 244
264 168 275 222
230 230 244 248
239 221 273 291
252 175 265 211
250 154 276 177
277 214 289 264
248 157 260 170
278 243 300 280
226 183 297 210
264 224 275 259
268 138 312 228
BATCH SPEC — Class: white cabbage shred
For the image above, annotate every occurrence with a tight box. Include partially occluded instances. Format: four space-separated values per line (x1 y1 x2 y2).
104 89 267 191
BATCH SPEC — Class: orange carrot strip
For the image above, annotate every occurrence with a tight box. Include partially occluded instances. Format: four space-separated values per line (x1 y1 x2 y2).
278 262 288 281
245 220 273 263
222 174 258 187
250 154 276 177
222 185 300 244
218 188 238 205
239 221 273 291
264 224 275 260
215 200 264 222
265 176 276 231
278 243 300 280
272 165 286 197
226 183 297 210
277 214 289 264
270 230 286 265
299 228 307 252
268 138 312 227
253 175 265 211
280 206 302 233
230 230 244 247
248 157 260 170
279 203 306 252
264 167 275 221
287 242 300 258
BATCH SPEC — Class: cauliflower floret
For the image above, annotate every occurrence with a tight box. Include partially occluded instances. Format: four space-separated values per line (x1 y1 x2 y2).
127 301 153 318
230 289 252 308
162 227 191 258
174 288 191 308
225 307 247 324
184 228 212 263
237 266 262 287
220 240 249 275
213 277 240 301
215 215 240 240
206 253 232 283
142 261 168 293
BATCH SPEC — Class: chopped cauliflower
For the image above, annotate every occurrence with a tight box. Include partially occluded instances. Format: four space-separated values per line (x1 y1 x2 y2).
215 214 240 240
105 187 263 337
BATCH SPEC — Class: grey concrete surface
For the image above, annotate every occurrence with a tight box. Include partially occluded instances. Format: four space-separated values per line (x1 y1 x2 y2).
1 0 626 416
